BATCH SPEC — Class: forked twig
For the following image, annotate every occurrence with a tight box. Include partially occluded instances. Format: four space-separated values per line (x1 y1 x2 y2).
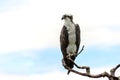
76 45 85 56
110 64 120 76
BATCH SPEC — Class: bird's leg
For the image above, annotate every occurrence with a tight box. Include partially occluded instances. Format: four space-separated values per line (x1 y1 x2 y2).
66 54 70 59
66 52 72 58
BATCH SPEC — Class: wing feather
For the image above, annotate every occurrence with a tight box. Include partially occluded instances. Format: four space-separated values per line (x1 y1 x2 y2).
75 24 80 53
60 26 69 58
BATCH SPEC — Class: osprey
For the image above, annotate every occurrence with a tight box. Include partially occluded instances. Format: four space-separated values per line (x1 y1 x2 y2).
60 14 80 74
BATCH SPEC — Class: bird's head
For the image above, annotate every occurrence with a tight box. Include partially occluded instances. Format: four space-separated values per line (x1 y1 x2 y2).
61 14 73 22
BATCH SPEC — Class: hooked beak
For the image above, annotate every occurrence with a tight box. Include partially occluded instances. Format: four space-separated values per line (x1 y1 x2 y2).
61 16 65 20
61 17 64 20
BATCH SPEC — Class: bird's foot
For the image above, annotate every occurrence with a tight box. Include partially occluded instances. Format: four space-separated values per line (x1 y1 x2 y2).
66 53 75 58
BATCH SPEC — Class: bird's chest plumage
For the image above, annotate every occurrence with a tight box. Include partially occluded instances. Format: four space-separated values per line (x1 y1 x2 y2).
67 25 76 44
65 23 76 55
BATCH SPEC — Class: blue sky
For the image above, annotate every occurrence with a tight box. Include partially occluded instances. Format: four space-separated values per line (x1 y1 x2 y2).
0 48 61 74
0 0 120 80
0 46 120 75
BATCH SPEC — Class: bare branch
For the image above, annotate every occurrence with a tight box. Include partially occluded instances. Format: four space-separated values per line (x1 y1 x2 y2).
66 66 109 78
62 45 120 80
76 45 85 56
63 58 120 80
110 64 120 76
65 64 120 80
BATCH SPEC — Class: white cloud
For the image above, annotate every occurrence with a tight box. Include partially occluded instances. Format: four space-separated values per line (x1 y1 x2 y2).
82 26 120 47
0 1 57 53
0 71 101 80
0 0 120 53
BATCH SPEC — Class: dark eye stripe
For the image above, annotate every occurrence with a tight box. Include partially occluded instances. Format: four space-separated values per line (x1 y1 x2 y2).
63 15 72 19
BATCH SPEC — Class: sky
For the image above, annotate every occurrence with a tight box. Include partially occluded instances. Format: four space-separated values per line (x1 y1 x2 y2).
0 0 120 80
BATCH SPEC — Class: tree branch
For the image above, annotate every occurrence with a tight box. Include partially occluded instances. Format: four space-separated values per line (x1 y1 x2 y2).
64 59 120 80
110 64 120 76
62 45 120 80
76 45 85 56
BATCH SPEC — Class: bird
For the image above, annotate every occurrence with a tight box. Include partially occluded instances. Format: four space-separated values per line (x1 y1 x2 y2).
60 14 80 74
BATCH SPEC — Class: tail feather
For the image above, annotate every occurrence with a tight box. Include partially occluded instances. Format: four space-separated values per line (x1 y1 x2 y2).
67 70 70 75
63 56 76 74
65 58 74 68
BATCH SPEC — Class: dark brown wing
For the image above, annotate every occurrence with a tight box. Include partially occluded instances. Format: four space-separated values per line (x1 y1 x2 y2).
60 26 69 58
60 26 74 70
75 24 80 53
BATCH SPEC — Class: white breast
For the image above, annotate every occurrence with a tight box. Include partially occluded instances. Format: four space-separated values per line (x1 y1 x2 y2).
64 21 76 56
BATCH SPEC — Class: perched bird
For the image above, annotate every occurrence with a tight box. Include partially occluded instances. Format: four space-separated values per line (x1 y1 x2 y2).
60 14 80 74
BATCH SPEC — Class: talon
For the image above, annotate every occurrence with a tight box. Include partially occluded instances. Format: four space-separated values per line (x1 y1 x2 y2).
67 70 70 75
